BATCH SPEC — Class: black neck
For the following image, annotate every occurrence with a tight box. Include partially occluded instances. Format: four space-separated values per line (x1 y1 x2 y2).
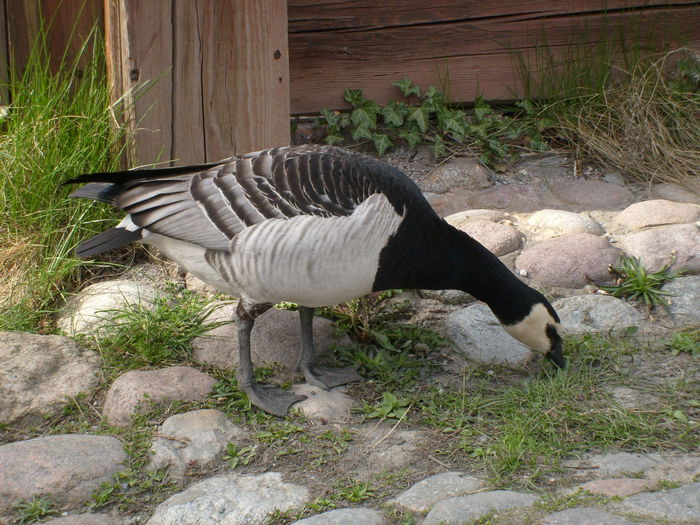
373 215 545 325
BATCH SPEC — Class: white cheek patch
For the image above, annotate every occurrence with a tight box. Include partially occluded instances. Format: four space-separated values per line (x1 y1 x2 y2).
503 303 560 355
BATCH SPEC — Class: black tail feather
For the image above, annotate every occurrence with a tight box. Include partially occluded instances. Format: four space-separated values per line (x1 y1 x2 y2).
75 227 142 259
63 161 225 186
69 183 121 204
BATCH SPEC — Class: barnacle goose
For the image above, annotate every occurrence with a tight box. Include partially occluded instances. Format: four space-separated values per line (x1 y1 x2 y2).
67 145 565 415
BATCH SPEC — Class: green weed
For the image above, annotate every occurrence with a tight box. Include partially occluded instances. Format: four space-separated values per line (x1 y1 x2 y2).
601 256 681 309
666 329 699 356
12 495 58 524
360 392 412 421
224 442 258 469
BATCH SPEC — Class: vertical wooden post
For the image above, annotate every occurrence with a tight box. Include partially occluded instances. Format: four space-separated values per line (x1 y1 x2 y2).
0 0 8 105
105 0 290 168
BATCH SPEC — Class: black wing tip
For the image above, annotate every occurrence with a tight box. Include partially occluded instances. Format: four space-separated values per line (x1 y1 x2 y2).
75 227 142 259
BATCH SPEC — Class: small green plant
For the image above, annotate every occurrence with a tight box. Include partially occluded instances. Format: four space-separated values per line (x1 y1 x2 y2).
224 442 258 469
666 329 699 356
12 495 58 523
336 479 376 502
361 392 412 421
315 78 553 165
91 286 228 373
601 256 680 309
255 422 304 443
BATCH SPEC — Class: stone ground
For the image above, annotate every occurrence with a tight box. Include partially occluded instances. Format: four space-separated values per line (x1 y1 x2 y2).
1 146 699 525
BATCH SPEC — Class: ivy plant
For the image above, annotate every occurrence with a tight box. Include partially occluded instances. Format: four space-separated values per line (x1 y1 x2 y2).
314 78 556 166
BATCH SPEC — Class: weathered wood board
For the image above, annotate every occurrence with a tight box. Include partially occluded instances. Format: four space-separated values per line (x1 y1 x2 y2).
287 0 700 113
105 0 290 167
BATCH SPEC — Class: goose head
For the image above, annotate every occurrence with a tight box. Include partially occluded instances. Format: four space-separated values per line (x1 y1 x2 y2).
502 302 565 368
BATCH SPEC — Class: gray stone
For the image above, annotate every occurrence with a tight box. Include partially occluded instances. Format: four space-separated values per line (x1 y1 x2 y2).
146 473 310 525
526 209 605 239
552 295 650 334
422 490 538 525
644 454 700 483
542 507 638 525
445 304 533 368
290 384 356 423
42 514 125 525
345 425 425 478
0 434 127 513
466 184 545 212
148 409 248 478
651 182 700 205
663 276 700 327
192 304 344 370
516 233 620 288
587 452 662 476
608 386 658 410
424 188 474 217
444 209 508 229
577 478 656 498
618 224 700 273
457 219 523 256
57 280 161 337
619 482 700 521
549 180 635 210
292 508 386 525
103 366 217 427
0 332 101 424
420 157 491 193
418 289 474 305
615 199 700 230
391 472 486 514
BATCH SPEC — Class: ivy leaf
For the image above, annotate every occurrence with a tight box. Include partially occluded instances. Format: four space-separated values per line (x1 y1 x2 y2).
407 106 430 133
399 127 422 149
351 124 373 141
467 122 489 139
344 88 366 107
350 106 378 129
442 110 466 139
536 116 558 132
393 77 421 97
380 101 407 127
516 98 536 116
324 131 345 146
473 96 493 122
372 132 393 156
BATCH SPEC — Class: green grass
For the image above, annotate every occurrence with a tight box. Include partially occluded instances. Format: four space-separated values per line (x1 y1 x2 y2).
83 285 228 379
0 25 129 331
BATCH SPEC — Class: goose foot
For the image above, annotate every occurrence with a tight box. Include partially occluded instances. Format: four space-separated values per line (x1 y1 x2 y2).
302 365 362 390
241 383 307 417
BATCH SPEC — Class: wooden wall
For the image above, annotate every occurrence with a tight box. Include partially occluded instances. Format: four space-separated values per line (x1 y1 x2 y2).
1 1 699 163
287 0 700 113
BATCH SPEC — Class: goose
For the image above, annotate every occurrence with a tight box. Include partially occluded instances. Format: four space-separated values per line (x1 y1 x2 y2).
66 145 565 416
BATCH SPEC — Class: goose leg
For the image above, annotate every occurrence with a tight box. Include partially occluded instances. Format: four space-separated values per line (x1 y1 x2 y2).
236 301 307 416
298 306 362 389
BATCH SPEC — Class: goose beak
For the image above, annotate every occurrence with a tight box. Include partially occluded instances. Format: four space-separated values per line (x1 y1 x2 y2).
546 339 566 369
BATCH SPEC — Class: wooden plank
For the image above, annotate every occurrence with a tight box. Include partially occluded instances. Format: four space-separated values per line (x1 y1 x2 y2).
170 0 205 166
105 0 173 167
4 0 40 71
199 0 290 159
288 1 700 113
0 0 8 105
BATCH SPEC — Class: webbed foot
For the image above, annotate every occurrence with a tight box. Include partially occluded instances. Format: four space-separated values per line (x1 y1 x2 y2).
241 383 307 417
302 364 362 390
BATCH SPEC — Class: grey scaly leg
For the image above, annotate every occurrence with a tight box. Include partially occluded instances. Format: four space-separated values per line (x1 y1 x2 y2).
235 301 306 416
298 306 361 389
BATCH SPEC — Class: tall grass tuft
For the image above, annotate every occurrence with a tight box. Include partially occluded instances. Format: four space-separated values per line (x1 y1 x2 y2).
514 16 700 190
0 25 129 331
